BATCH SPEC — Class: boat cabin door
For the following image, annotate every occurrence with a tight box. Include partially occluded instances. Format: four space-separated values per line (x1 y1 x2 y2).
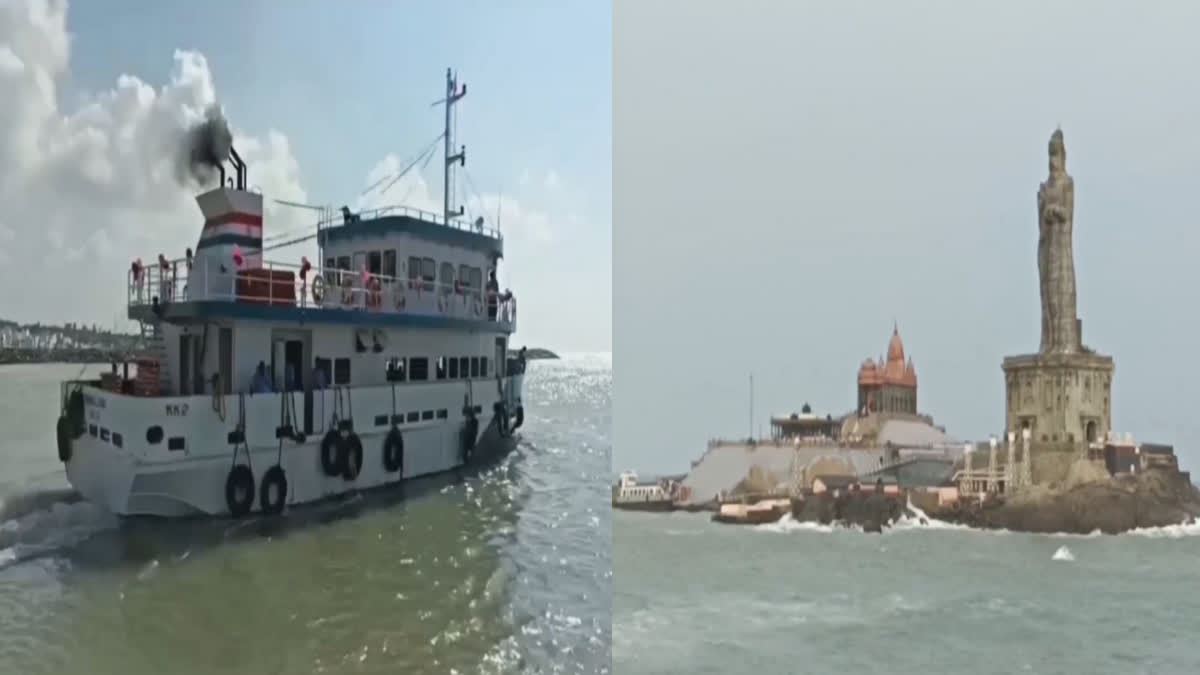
270 329 314 435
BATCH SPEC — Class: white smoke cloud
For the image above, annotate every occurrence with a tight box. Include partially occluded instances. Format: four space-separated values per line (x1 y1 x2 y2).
0 0 569 345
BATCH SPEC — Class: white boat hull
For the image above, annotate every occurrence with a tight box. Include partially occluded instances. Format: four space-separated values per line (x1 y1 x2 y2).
62 376 525 517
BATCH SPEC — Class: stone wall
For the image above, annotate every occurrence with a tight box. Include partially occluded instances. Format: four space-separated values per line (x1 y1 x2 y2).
1002 352 1113 445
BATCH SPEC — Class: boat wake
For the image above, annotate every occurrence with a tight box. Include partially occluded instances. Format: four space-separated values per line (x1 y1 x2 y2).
0 488 119 570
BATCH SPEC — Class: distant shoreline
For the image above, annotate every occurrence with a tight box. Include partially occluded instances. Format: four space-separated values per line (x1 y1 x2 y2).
0 347 132 366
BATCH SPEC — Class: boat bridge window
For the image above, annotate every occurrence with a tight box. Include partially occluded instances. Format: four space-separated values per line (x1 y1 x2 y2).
409 357 429 381
420 257 436 291
406 411 419 423
481 356 488 378
335 256 351 285
386 357 407 382
435 357 447 380
333 358 351 385
421 410 434 421
368 251 382 276
383 250 396 279
440 263 455 295
468 267 482 299
448 357 459 378
470 357 480 378
458 357 469 379
407 256 420 285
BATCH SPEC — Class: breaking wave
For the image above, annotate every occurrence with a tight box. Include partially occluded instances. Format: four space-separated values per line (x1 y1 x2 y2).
747 498 1200 539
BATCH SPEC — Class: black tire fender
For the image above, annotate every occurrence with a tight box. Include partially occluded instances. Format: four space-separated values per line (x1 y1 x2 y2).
225 464 255 518
340 433 363 481
382 427 404 473
460 415 479 464
56 415 73 463
320 430 340 476
259 465 288 515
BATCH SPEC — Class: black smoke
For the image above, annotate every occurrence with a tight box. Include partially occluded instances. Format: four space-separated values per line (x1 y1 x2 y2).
177 103 233 186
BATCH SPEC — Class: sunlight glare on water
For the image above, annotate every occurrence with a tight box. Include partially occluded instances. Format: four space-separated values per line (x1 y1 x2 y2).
0 355 610 675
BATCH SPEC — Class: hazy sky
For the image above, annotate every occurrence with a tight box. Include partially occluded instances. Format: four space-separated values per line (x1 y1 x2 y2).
0 0 611 352
614 1 1200 474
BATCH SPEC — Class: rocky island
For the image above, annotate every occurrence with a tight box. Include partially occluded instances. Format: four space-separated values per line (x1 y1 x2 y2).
646 128 1200 537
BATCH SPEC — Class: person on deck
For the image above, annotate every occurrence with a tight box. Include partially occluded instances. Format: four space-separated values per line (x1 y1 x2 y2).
250 361 273 394
486 269 500 320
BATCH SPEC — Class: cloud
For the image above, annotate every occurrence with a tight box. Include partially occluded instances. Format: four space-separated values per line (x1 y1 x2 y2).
355 153 554 248
0 0 576 349
543 170 561 190
0 0 310 324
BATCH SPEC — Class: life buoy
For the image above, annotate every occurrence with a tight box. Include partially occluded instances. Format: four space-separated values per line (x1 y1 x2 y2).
320 430 341 476
225 464 255 517
366 277 382 310
56 415 73 462
259 465 288 515
311 275 326 306
339 432 363 481
383 427 404 473
460 415 479 464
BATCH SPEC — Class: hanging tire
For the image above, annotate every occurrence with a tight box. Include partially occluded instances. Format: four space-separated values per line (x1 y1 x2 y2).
382 427 404 474
460 416 479 464
66 389 86 438
511 405 525 432
320 430 340 476
494 402 509 437
259 465 288 515
225 464 255 517
340 433 363 481
56 415 73 463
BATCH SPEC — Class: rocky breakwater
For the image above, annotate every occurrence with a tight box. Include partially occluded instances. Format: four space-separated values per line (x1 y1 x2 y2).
933 461 1200 535
790 491 908 534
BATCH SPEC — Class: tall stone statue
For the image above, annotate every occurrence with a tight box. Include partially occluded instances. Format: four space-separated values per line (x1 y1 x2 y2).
1037 128 1079 353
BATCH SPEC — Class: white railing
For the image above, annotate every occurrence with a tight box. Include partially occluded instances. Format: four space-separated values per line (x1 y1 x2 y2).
321 204 503 240
126 257 517 328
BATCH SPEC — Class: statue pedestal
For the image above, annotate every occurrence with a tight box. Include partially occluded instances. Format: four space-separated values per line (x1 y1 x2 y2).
1001 351 1113 454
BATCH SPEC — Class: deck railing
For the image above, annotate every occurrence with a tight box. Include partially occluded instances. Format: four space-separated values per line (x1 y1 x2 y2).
127 256 517 327
320 204 502 240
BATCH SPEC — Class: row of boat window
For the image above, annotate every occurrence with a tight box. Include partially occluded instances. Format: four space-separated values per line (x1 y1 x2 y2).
325 252 484 296
317 355 491 386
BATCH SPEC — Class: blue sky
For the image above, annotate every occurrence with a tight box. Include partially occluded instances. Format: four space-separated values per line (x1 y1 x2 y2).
0 0 610 352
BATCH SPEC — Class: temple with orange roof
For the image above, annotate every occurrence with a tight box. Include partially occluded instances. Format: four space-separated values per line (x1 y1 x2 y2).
857 323 918 417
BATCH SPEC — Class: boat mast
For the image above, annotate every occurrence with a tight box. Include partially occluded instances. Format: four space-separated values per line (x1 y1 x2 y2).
443 68 467 225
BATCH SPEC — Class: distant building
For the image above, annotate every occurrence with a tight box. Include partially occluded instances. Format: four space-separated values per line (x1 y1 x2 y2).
857 323 918 416
770 403 837 441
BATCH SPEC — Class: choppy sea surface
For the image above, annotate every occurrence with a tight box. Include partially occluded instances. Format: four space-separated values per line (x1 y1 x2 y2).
0 354 611 675
615 508 1200 675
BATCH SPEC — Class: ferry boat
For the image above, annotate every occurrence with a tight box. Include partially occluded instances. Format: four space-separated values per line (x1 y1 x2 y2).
611 471 682 512
53 69 527 518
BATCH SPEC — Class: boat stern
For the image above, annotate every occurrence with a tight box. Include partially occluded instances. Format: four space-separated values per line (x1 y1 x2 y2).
58 385 138 516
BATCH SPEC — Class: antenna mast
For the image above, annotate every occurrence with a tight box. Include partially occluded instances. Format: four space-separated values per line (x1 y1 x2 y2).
443 68 467 225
